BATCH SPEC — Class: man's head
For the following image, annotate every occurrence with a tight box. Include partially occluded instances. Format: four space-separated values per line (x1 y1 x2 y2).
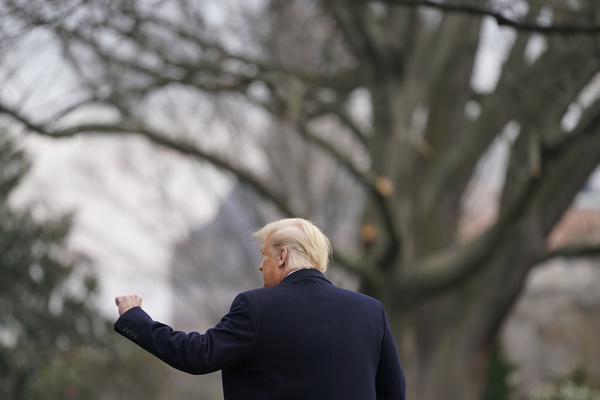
253 218 332 286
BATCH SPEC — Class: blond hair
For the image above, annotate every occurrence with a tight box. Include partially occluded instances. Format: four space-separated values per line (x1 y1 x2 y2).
253 218 332 272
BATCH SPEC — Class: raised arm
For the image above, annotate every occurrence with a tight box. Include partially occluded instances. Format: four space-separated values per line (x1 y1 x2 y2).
114 293 258 375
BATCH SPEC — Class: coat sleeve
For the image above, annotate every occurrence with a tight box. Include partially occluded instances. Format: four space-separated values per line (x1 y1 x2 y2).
114 292 258 375
375 302 406 400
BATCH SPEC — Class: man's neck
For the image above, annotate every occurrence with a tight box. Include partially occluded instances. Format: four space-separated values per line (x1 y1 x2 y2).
285 268 301 277
277 268 301 284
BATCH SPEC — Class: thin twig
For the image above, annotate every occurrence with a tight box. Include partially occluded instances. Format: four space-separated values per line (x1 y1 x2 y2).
365 0 600 35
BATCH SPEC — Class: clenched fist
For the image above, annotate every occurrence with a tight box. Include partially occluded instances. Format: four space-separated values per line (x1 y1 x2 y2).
115 293 142 316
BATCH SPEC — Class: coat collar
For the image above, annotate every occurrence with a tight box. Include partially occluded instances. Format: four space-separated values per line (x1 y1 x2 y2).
279 268 332 285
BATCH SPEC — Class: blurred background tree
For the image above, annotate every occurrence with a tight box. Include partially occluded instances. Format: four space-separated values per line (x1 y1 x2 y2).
1 1 600 399
0 129 167 399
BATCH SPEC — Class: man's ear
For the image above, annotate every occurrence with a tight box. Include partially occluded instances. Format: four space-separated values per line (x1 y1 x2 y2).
279 248 288 267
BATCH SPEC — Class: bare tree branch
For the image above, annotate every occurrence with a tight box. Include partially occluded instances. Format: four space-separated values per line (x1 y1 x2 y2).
296 121 401 259
0 101 296 217
363 0 600 34
331 246 381 284
545 96 600 151
148 18 361 90
325 0 387 67
539 243 600 263
403 107 600 302
297 122 377 189
400 209 513 302
306 100 371 149
0 99 372 284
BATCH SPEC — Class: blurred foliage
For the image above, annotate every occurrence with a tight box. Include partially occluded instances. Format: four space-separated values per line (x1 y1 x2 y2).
0 130 167 399
529 367 600 400
530 381 600 400
23 336 169 400
482 341 515 400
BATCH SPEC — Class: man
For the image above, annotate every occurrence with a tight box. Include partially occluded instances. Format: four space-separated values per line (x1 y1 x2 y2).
115 218 406 400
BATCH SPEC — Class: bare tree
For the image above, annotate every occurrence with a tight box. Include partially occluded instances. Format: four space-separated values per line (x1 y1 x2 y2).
2 0 600 399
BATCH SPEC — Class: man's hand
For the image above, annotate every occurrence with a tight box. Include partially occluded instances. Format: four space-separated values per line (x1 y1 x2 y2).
115 293 142 316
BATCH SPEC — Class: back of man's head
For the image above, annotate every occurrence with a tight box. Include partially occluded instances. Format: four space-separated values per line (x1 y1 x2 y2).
253 218 332 272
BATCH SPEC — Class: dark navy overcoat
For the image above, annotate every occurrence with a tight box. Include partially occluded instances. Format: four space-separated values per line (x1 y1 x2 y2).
115 269 406 400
